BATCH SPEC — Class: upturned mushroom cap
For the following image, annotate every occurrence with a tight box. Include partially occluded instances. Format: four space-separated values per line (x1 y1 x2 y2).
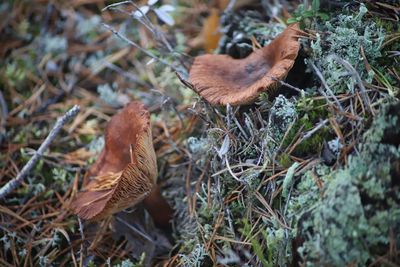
71 101 157 220
188 23 301 105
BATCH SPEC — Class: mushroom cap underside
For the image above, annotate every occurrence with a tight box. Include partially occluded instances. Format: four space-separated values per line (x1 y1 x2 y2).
88 101 153 176
71 163 155 220
71 101 158 220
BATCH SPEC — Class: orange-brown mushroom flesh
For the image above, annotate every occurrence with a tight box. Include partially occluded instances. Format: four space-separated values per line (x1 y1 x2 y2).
188 23 301 105
71 101 160 221
88 102 151 176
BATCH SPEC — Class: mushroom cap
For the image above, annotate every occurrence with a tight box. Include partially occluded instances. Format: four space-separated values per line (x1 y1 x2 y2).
71 101 157 220
188 23 301 105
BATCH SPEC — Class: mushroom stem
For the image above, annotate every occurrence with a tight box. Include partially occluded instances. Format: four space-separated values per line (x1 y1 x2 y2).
143 185 173 230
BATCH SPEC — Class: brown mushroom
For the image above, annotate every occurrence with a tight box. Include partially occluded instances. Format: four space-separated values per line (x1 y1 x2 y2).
188 23 301 105
71 101 172 228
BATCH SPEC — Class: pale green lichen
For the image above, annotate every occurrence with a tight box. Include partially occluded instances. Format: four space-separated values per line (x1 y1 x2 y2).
75 14 102 40
40 34 68 54
282 162 300 199
327 137 342 157
179 244 207 267
97 84 119 107
156 67 196 105
264 95 297 155
264 225 290 266
88 136 105 154
310 4 385 94
297 101 400 266
299 172 371 265
97 84 129 108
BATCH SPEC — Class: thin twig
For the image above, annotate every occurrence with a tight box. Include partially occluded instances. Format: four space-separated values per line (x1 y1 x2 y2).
224 156 245 184
224 0 237 13
331 55 374 115
101 0 132 12
309 61 344 112
103 2 190 73
0 105 80 199
303 119 329 140
102 23 183 75
269 76 304 93
106 62 147 86
0 90 8 144
288 119 329 154
115 216 154 243
78 218 85 267
0 90 7 118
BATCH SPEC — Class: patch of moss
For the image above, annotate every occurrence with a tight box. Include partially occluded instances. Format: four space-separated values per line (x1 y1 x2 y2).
280 97 331 157
278 153 293 168
294 118 329 155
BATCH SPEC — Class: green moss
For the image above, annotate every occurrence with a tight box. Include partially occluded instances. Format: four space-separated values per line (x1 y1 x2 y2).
373 17 396 33
278 153 293 168
287 0 330 28
294 123 329 155
4 62 26 87
280 97 331 156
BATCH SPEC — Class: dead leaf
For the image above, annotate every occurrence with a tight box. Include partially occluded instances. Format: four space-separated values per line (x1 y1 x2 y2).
202 8 222 53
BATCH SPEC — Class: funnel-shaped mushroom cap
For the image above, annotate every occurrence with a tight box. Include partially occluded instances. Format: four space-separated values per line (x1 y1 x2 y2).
189 23 301 105
71 102 157 220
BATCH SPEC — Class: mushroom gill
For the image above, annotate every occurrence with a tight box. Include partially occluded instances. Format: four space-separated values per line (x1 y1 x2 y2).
188 23 301 105
71 101 171 226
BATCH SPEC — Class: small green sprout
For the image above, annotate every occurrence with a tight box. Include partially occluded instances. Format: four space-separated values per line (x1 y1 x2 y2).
287 0 329 27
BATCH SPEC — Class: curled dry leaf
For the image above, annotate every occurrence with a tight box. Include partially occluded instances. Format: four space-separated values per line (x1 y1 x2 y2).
202 8 222 53
71 102 160 221
188 23 301 105
188 8 221 52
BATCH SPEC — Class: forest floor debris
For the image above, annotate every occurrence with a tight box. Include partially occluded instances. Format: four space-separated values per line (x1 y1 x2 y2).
0 0 399 266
